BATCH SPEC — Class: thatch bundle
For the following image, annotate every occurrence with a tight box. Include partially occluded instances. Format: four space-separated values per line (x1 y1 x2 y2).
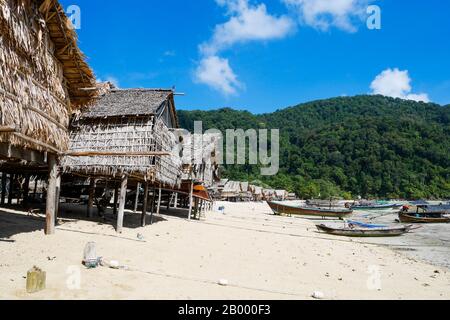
0 0 95 153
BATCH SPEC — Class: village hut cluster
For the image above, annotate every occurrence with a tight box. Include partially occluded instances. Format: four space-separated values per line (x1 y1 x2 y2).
0 0 220 235
212 179 297 202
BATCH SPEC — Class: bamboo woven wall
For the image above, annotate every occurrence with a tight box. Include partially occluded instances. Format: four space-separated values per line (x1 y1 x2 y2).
0 0 70 152
62 116 182 187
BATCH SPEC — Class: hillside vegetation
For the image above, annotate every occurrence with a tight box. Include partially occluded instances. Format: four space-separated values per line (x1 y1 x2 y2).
178 95 450 199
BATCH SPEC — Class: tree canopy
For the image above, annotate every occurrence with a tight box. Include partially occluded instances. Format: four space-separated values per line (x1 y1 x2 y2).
178 95 450 200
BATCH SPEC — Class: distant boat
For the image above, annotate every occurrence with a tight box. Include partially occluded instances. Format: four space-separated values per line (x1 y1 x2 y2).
399 212 449 224
316 221 413 237
352 203 402 210
267 201 353 218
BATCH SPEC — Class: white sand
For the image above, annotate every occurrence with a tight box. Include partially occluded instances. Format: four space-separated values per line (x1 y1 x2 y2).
0 201 448 300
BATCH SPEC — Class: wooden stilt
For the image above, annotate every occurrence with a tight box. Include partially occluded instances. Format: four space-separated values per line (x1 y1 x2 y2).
33 178 38 198
141 182 149 227
150 187 156 225
156 186 162 215
174 192 178 209
194 198 199 220
8 174 14 205
1 172 6 205
188 181 194 220
116 175 128 233
113 183 119 216
55 172 61 220
134 182 141 213
167 192 172 210
45 154 57 235
87 178 96 218
23 175 30 206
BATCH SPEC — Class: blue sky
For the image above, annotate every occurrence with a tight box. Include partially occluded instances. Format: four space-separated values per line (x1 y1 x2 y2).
60 0 450 113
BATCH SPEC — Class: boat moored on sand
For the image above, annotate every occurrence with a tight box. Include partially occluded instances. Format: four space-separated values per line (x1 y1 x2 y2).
398 205 450 224
316 220 414 237
267 201 353 218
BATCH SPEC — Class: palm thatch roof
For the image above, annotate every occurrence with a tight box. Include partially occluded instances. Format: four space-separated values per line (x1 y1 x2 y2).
62 87 182 186
0 0 96 156
37 0 96 108
81 89 177 121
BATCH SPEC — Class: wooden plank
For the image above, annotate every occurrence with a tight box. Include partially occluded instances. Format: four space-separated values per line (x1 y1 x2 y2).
0 143 46 164
45 154 57 235
141 182 149 227
116 175 128 234
87 178 96 218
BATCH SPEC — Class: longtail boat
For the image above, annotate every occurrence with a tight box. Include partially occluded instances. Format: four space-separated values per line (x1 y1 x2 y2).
352 203 402 210
398 212 450 224
398 205 450 224
316 223 413 237
267 201 353 218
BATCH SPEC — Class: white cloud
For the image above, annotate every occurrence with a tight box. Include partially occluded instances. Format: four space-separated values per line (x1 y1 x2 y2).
283 0 371 32
196 0 294 95
370 68 430 102
201 0 294 55
195 55 241 95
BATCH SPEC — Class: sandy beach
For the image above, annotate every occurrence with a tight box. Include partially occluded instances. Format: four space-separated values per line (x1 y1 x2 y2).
0 201 449 300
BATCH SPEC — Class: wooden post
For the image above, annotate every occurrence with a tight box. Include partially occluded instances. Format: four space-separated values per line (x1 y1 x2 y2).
113 183 119 216
156 186 162 215
45 154 57 235
87 178 96 218
33 178 38 198
150 187 156 225
116 175 128 233
134 182 141 213
1 172 6 205
141 182 149 227
167 193 172 210
193 198 199 220
174 192 178 209
188 181 194 220
8 174 14 205
23 175 30 206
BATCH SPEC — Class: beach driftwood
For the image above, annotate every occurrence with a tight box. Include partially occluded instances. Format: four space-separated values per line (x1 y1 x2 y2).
26 267 46 294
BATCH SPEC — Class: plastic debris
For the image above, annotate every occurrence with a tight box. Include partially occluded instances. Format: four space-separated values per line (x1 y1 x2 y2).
218 279 229 286
83 242 99 268
312 291 325 300
26 266 46 294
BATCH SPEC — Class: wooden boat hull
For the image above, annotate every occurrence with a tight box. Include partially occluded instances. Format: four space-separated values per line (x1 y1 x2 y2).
398 212 450 224
352 204 401 210
316 224 410 237
268 202 353 218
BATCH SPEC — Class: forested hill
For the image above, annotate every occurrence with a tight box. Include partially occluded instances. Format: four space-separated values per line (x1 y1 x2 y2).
178 95 450 200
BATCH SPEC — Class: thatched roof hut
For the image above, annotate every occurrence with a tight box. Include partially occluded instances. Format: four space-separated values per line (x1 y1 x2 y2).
176 132 220 188
0 0 97 235
62 87 182 187
0 0 96 157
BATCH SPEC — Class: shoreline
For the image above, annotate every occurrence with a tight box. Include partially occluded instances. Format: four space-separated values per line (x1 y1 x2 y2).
0 202 449 300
